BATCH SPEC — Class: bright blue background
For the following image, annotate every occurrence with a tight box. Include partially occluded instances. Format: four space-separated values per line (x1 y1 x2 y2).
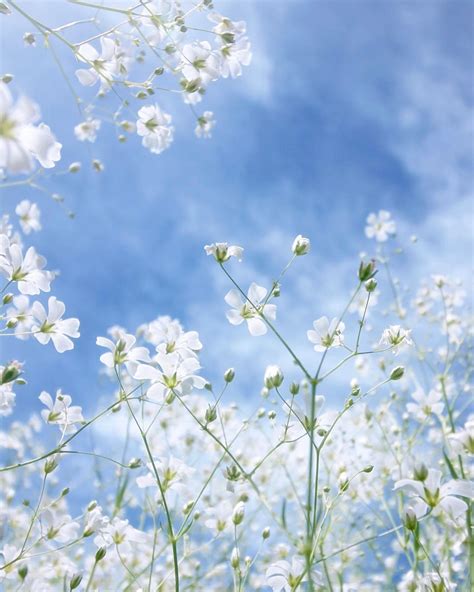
1 0 473 420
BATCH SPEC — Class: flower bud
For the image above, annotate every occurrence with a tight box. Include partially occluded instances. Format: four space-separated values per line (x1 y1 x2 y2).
358 260 377 282
390 366 405 381
205 405 217 424
363 465 374 473
1 73 13 83
292 234 311 256
69 574 82 590
264 365 284 389
61 487 70 497
290 382 299 395
230 547 240 569
6 318 17 329
68 162 81 173
2 293 13 304
232 501 245 525
403 507 418 531
262 527 270 539
18 565 28 580
95 547 107 562
1 363 21 385
224 368 235 383
413 463 428 481
365 278 377 292
87 500 98 511
44 457 58 474
128 457 141 469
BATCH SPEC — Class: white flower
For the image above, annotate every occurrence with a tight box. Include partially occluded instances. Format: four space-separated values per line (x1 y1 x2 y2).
136 104 174 154
136 456 195 495
93 517 148 551
6 294 33 338
96 332 150 375
31 297 80 352
15 200 41 234
39 389 84 431
365 210 396 242
448 419 474 455
208 13 247 41
406 387 444 422
394 468 474 519
204 242 243 262
204 500 233 534
379 325 412 354
0 82 61 174
180 41 220 86
218 37 252 79
74 118 101 142
307 316 345 352
266 557 322 591
195 111 216 139
134 351 206 401
75 37 120 89
0 382 15 417
225 282 276 336
292 234 310 256
0 234 51 294
40 509 80 543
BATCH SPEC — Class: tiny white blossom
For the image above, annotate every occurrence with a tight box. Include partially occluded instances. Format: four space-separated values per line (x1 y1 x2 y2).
75 37 120 89
394 469 474 519
31 296 80 352
307 316 345 352
74 118 101 142
195 111 216 139
180 41 220 86
379 325 412 354
225 282 276 336
136 104 174 154
365 210 396 242
15 200 41 234
406 387 444 422
204 242 243 262
96 332 150 375
39 389 84 431
0 82 61 174
0 234 51 294
291 234 310 256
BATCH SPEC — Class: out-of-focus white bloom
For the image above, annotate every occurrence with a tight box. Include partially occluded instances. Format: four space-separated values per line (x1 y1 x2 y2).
6 294 33 338
39 389 84 431
195 111 216 139
307 316 345 352
291 234 310 256
204 500 233 534
449 418 474 455
136 456 195 495
394 468 474 519
40 509 80 543
134 351 206 401
93 517 148 551
365 210 396 242
379 325 412 354
15 200 41 234
0 381 16 416
406 387 444 422
204 242 243 262
180 41 220 86
75 37 120 89
209 13 247 41
266 557 322 591
31 297 80 352
225 282 276 336
74 118 101 142
0 82 61 174
0 234 51 295
218 37 252 79
136 104 174 154
96 332 150 375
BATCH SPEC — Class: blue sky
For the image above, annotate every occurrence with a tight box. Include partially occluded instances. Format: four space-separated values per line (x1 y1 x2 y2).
1 0 473 422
